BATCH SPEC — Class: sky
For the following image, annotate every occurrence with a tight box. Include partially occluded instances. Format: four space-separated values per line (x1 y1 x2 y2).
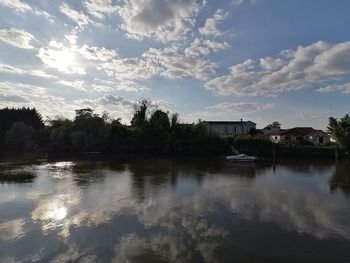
0 0 349 129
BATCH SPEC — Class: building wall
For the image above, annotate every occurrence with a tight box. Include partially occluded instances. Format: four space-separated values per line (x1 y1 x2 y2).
205 123 256 137
269 132 330 145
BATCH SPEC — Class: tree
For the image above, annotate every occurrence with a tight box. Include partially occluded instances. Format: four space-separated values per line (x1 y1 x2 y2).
0 107 44 145
171 113 179 127
328 114 350 150
131 99 151 129
264 121 281 129
150 110 170 130
4 122 35 150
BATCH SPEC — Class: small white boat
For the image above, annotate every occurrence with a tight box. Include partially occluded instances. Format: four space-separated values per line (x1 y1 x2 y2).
225 154 257 162
225 146 257 162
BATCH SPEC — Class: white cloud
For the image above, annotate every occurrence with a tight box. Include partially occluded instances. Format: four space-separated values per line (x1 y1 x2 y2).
116 0 203 42
0 94 30 103
0 0 31 11
205 41 350 96
199 9 227 37
207 102 274 112
57 80 87 91
0 218 26 241
78 45 117 61
93 79 148 92
144 45 218 81
0 81 46 98
185 38 230 56
37 46 86 75
317 83 350 94
0 81 77 118
0 0 55 21
231 0 257 5
259 57 286 71
59 2 92 28
75 94 135 122
83 0 119 19
0 28 35 49
0 63 57 79
232 0 243 5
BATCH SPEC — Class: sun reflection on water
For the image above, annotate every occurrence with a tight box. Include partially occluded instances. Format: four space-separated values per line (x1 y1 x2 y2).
49 206 68 221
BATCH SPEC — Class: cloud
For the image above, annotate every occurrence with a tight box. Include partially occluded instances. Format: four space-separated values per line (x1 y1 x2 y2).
205 41 350 96
0 63 57 79
144 45 218 81
83 0 119 19
0 81 46 98
0 81 77 118
78 45 118 61
57 80 87 91
93 79 148 92
259 57 286 71
231 0 257 5
199 9 227 37
0 0 31 11
116 0 203 42
97 56 159 80
0 94 30 103
0 0 55 21
75 94 135 122
37 46 86 75
185 38 230 56
0 28 35 49
207 102 274 112
232 0 243 5
59 2 92 28
0 218 26 241
317 83 350 94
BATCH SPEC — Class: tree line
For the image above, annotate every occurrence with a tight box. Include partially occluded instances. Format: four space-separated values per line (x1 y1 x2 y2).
0 101 349 155
0 100 232 154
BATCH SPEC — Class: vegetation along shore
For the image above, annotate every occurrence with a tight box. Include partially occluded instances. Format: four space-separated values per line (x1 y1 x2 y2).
0 99 349 159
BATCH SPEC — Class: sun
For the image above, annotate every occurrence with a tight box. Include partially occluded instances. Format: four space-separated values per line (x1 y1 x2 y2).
54 49 76 72
42 47 77 73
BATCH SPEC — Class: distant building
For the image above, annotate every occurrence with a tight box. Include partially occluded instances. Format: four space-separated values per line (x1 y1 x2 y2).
203 120 256 137
269 127 330 145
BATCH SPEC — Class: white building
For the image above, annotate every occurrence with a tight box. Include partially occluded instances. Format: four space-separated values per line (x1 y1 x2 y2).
203 120 256 137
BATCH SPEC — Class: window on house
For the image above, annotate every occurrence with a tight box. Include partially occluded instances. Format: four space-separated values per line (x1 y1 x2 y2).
296 136 303 141
225 127 228 134
234 127 237 133
275 136 278 140
319 137 324 143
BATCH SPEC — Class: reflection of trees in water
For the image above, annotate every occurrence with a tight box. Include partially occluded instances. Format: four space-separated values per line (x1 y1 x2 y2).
0 170 35 183
329 161 350 196
127 158 178 201
126 157 273 201
276 160 334 175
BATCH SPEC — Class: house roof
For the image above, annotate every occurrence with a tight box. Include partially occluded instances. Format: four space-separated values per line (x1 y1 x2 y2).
203 121 256 125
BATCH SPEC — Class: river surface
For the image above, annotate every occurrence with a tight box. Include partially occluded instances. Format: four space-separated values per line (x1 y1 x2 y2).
0 156 350 263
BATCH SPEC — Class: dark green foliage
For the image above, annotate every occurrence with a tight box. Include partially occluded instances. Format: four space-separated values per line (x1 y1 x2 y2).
130 99 151 129
264 121 281 129
328 115 350 151
1 104 343 158
0 107 44 147
4 122 36 150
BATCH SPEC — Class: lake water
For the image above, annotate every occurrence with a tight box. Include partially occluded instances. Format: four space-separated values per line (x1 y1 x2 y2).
1 156 350 262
